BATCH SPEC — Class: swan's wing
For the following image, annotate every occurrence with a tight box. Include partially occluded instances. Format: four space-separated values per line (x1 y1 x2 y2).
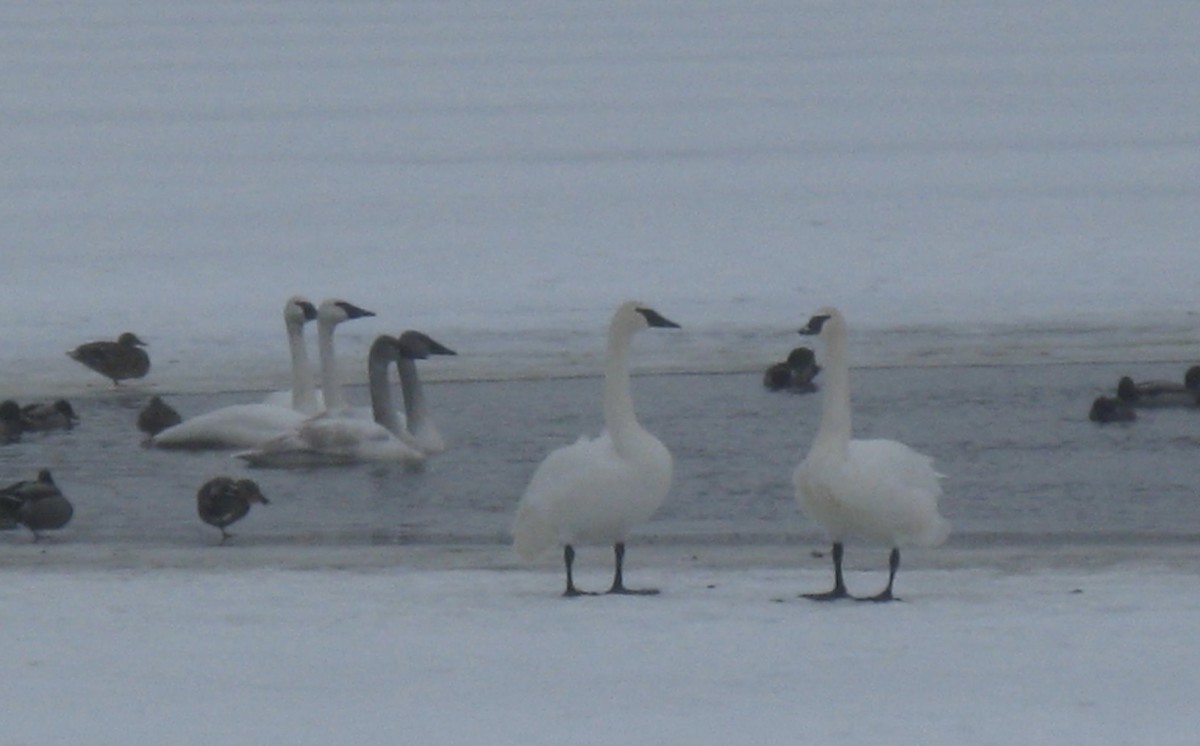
513 433 647 559
236 414 424 467
149 405 307 450
842 438 949 546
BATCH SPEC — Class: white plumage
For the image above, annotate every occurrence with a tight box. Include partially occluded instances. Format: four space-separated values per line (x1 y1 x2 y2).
150 298 373 450
513 300 679 596
237 331 454 468
793 306 949 601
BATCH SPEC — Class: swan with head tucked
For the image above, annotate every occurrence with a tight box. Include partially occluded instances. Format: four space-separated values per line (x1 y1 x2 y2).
236 331 454 468
148 299 375 450
262 296 321 414
512 301 680 596
792 307 949 602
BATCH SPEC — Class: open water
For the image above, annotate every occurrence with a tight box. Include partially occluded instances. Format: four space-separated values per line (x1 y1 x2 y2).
3 361 1199 565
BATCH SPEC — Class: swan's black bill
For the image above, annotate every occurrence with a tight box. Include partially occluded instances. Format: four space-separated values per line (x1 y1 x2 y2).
636 307 680 329
336 301 376 320
798 314 831 336
398 330 457 359
298 301 318 321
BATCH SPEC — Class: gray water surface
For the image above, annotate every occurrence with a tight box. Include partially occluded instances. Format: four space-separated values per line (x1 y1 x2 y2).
2 363 1198 558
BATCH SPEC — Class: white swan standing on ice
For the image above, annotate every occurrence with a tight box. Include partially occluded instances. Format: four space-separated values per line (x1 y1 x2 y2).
236 331 455 468
512 301 680 596
792 307 949 602
149 299 375 450
262 296 321 414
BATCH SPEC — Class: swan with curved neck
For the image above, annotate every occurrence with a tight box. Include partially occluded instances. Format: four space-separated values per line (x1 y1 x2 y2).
237 332 453 468
395 329 455 453
149 298 374 450
513 300 680 596
793 306 949 602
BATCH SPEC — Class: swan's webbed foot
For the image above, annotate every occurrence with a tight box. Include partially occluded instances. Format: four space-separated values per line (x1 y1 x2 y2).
562 586 599 598
802 585 851 602
857 589 900 603
607 582 660 596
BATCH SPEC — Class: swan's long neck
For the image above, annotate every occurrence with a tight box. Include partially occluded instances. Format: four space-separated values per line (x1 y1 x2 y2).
397 358 427 435
603 323 642 455
368 347 402 435
317 319 349 413
286 319 318 415
815 321 852 452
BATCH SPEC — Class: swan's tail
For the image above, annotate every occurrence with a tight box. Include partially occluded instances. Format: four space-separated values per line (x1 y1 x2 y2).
512 501 558 562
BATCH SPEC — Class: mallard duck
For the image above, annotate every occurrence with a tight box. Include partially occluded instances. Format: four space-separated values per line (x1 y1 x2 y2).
0 469 74 541
68 332 150 385
0 400 22 444
20 399 79 431
197 476 270 543
1089 396 1136 424
137 395 182 436
1115 365 1200 408
763 346 820 392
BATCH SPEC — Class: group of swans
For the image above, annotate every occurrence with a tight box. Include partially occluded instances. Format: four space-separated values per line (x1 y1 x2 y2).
149 297 455 467
514 302 949 602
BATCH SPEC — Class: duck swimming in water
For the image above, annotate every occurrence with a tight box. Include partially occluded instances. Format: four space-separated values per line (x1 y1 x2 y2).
0 469 74 542
1115 366 1200 408
20 399 79 432
0 400 23 444
1089 396 1136 424
763 346 821 392
137 395 183 437
68 332 150 385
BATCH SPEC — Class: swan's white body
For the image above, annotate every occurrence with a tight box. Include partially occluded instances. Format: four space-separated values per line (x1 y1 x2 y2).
792 307 948 600
150 299 373 450
236 333 447 468
513 301 678 594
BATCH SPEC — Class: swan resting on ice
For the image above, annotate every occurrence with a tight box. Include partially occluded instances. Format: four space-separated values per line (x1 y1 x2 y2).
792 307 949 602
513 300 680 597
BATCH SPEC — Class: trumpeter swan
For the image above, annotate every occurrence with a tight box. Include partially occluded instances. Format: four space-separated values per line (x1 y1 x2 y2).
792 307 949 602
513 301 680 596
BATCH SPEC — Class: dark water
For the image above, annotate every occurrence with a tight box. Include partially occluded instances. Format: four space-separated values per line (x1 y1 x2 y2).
2 362 1199 552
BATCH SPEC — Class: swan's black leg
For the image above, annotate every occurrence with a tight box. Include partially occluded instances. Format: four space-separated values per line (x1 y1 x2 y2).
561 545 598 597
803 542 851 601
859 548 901 603
607 542 659 595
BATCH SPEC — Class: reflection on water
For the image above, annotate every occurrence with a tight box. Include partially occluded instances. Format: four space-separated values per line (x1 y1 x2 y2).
2 363 1199 552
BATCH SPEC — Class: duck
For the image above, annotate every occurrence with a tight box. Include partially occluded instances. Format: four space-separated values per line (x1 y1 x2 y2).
196 476 270 543
0 400 23 444
0 469 74 541
261 296 322 414
1115 365 1200 408
513 301 680 597
237 331 454 468
763 346 821 392
67 332 150 385
19 399 79 431
148 299 374 450
137 395 183 436
1089 396 1136 424
792 307 949 602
